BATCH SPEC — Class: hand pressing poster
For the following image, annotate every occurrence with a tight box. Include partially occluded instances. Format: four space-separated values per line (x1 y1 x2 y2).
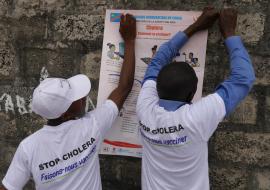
98 10 208 157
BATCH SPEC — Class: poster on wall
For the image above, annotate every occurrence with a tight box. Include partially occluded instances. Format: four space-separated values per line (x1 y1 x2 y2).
97 9 208 157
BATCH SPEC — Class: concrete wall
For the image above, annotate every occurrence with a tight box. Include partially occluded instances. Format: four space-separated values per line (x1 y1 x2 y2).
0 0 269 189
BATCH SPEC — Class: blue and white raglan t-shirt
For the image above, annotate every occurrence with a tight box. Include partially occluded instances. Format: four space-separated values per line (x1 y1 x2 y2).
2 100 118 190
137 32 255 190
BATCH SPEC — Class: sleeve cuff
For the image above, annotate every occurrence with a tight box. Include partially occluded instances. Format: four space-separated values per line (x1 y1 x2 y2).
2 179 18 190
170 32 188 50
142 80 156 88
225 36 243 51
105 99 119 114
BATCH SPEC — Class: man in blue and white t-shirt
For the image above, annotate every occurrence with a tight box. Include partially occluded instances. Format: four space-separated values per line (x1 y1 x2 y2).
136 8 255 190
1 14 136 190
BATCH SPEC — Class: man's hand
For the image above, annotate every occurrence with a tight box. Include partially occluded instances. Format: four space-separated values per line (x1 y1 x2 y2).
119 14 136 42
219 8 237 38
184 6 219 37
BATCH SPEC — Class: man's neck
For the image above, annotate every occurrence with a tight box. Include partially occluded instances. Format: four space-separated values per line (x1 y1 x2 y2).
47 117 76 126
159 99 187 111
47 118 65 126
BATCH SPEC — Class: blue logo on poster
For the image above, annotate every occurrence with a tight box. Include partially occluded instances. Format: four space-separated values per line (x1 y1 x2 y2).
110 13 121 22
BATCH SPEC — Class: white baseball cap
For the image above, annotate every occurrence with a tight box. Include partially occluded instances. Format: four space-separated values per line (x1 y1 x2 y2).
32 74 91 119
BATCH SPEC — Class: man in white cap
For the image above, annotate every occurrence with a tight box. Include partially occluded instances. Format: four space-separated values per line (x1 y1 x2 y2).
1 14 136 190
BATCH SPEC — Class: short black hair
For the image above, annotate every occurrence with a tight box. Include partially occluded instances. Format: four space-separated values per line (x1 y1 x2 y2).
156 62 198 103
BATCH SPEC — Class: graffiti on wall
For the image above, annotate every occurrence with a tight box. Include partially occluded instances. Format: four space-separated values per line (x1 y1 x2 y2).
0 93 31 115
0 67 96 116
0 93 95 116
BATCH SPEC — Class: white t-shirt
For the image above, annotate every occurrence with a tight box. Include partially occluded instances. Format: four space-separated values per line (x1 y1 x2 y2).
136 80 226 190
2 100 118 190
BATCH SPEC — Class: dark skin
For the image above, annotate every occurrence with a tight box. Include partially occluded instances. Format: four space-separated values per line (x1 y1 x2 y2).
47 97 87 126
184 6 219 37
108 14 136 110
184 7 237 39
219 8 237 38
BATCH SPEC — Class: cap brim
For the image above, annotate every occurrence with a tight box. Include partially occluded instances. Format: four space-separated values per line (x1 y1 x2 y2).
67 74 91 101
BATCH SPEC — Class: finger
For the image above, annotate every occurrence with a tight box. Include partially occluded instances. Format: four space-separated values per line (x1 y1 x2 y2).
129 15 136 24
232 9 237 15
206 6 214 10
222 8 237 17
126 14 134 21
126 14 135 24
119 14 125 33
227 8 235 11
126 13 132 18
120 14 124 22
120 14 125 26
219 9 225 16
212 10 220 17
126 13 132 23
224 8 235 13
203 6 214 12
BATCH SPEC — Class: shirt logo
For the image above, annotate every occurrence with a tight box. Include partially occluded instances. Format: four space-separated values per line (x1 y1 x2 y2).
39 138 96 184
139 121 185 135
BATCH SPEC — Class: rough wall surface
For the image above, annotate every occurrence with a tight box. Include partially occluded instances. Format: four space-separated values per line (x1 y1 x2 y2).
0 0 269 189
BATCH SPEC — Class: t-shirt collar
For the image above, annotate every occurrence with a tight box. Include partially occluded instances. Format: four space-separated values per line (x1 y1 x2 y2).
159 99 187 111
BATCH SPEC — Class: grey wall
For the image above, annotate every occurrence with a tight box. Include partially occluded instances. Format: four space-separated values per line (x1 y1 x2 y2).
0 0 269 189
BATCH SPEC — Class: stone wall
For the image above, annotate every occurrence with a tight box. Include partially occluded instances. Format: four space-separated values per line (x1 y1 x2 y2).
0 0 269 189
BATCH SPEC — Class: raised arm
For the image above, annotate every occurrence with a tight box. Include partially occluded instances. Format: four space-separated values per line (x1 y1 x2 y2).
216 9 256 115
143 7 219 84
108 14 136 110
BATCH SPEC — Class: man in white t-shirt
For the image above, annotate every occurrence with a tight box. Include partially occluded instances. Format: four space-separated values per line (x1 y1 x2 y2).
136 8 255 190
1 14 136 190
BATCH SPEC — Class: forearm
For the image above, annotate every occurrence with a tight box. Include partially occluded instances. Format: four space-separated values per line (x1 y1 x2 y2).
143 32 188 83
118 40 135 91
216 36 255 115
108 40 135 110
184 23 199 37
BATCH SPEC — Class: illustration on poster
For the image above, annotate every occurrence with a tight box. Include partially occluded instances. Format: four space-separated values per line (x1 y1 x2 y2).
107 42 125 60
141 45 182 65
182 52 200 67
141 45 158 65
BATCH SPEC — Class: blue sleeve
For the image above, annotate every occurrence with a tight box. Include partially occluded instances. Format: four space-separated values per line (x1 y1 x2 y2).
142 32 188 84
216 36 256 116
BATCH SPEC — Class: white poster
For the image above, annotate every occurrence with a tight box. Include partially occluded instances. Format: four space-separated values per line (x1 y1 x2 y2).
98 10 208 157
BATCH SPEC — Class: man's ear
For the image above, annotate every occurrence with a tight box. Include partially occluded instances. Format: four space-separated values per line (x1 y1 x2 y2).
60 103 76 121
60 111 72 121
